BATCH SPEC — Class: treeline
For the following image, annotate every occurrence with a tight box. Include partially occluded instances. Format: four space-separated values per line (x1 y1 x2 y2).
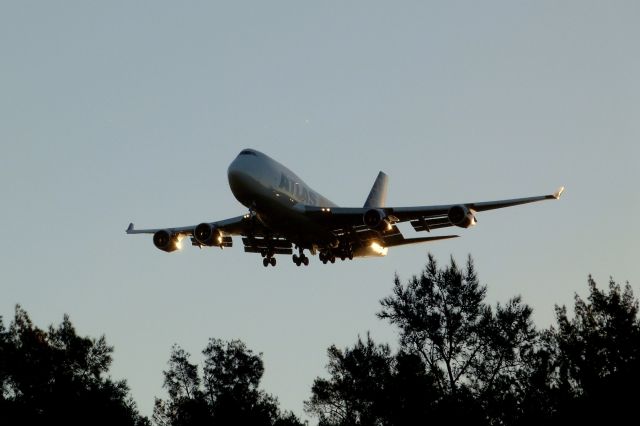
306 255 640 425
0 306 149 426
1 254 639 425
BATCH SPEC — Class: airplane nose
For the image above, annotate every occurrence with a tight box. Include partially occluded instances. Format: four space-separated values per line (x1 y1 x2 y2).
227 159 245 187
227 158 253 204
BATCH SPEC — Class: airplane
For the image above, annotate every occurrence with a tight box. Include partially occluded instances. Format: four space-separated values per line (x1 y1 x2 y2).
127 148 564 267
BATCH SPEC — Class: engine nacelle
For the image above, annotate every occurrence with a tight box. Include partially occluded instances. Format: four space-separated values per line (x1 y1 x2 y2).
194 222 223 246
448 205 477 228
363 208 386 229
153 230 179 253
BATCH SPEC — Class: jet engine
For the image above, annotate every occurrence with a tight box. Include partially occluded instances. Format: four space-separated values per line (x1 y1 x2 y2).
363 208 385 229
194 222 223 246
153 230 180 252
448 205 477 228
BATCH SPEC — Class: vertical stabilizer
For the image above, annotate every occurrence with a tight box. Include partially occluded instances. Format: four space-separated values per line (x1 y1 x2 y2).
364 171 389 208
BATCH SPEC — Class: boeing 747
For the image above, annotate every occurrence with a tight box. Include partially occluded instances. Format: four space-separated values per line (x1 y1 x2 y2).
127 149 564 267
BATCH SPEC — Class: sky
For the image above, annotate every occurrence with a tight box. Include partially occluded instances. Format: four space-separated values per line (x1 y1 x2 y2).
1 0 639 420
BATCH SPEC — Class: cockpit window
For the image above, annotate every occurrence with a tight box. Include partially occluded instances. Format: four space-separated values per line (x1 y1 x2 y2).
239 149 257 156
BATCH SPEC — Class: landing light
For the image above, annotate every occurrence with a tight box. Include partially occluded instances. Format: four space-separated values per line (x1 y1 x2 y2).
175 236 183 251
370 242 388 256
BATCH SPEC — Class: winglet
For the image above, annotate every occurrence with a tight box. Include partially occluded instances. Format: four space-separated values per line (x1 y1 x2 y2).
553 186 565 200
126 223 134 234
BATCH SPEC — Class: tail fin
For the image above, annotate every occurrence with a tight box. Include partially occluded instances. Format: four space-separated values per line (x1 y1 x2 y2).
364 171 389 208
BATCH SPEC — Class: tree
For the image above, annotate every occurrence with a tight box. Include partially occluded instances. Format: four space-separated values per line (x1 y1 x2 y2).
305 334 439 426
307 254 640 425
378 255 489 396
0 305 148 426
305 334 393 425
153 339 303 426
549 276 640 423
377 254 538 423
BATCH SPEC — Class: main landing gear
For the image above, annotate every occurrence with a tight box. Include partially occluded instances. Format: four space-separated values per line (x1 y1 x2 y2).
260 248 276 267
292 248 309 267
262 257 276 267
319 247 353 264
319 251 335 264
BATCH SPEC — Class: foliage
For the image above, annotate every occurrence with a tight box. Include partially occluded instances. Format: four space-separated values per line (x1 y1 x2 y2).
305 333 439 426
548 276 640 423
308 254 640 425
0 305 148 426
378 254 490 395
4 256 638 425
377 254 537 423
153 339 303 426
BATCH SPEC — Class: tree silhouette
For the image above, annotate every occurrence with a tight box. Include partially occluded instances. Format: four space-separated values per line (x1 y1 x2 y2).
305 334 440 426
376 254 537 423
0 305 148 426
153 339 303 426
378 255 490 396
474 296 539 425
548 276 640 423
305 334 394 425
4 257 637 425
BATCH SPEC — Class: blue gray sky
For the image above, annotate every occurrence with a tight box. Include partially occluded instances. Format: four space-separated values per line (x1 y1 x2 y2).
2 1 638 420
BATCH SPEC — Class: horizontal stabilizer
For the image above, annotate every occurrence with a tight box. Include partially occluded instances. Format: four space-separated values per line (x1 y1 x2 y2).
385 234 458 248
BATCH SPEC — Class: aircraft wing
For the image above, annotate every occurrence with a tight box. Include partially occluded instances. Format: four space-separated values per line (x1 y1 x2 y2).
126 215 249 237
305 187 564 234
126 213 294 253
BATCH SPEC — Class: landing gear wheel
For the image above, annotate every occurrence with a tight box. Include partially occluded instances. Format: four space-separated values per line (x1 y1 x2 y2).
295 247 309 267
263 258 269 267
270 257 276 267
330 256 336 264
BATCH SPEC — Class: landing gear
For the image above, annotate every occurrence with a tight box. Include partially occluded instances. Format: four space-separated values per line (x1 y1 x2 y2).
292 248 309 267
319 242 354 265
262 256 277 267
261 247 277 267
319 251 336 264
